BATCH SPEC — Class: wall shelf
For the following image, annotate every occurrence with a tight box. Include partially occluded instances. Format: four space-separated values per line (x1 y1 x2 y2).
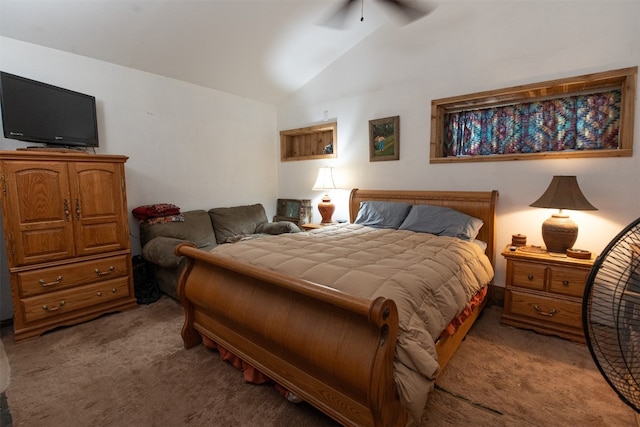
280 122 337 161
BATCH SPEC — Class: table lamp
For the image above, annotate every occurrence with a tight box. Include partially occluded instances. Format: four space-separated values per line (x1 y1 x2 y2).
529 175 597 253
312 166 337 224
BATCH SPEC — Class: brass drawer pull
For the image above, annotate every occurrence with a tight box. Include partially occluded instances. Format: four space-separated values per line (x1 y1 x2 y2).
95 266 115 277
39 276 63 287
42 301 65 312
534 305 557 317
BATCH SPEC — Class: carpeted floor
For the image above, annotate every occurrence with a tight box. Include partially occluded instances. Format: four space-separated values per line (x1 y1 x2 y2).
0 333 11 427
0 296 635 426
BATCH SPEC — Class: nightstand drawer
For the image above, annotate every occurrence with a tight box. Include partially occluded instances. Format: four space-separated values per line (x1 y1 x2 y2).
508 290 582 329
549 266 589 297
512 261 546 291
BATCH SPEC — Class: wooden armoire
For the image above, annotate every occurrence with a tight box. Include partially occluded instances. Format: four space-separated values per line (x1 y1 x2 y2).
0 150 137 341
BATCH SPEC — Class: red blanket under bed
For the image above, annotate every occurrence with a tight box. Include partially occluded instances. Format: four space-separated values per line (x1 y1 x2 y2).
200 286 488 398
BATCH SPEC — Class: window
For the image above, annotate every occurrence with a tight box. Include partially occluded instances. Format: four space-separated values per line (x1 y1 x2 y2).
430 67 637 163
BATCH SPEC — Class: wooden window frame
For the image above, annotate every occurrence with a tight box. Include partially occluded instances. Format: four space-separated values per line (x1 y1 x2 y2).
430 67 637 163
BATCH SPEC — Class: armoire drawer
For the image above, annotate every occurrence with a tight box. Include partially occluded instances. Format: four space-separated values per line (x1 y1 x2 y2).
16 254 130 298
21 278 131 323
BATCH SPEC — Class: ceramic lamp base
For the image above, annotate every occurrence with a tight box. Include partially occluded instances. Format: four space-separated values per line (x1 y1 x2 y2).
318 195 335 224
541 213 578 253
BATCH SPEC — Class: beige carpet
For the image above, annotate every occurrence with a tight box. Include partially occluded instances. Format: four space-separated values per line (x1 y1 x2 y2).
1 296 635 426
0 337 9 393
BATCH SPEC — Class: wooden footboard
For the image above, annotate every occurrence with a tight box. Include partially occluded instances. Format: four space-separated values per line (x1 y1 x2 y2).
176 244 408 427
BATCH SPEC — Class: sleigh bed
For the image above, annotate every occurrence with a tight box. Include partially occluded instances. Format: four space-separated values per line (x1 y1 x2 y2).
177 189 498 426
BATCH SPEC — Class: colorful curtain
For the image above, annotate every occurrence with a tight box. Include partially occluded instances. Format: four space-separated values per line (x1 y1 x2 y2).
443 89 621 157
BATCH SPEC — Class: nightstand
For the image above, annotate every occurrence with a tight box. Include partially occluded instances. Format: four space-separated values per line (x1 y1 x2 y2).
501 245 594 343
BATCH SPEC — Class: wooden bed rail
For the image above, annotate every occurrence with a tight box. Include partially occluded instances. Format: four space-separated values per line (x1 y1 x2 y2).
176 243 408 427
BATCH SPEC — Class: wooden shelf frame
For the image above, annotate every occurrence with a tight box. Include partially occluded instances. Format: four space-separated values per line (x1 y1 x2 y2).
280 122 337 161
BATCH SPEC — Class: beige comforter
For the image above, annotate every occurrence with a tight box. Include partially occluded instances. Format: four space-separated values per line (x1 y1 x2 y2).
210 224 494 421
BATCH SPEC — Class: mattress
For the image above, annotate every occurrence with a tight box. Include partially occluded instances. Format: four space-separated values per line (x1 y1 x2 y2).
210 223 494 420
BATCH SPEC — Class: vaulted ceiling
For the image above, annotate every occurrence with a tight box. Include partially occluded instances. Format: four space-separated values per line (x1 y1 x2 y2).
0 0 428 104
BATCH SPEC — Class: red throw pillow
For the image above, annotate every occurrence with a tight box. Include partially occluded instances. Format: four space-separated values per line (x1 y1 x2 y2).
132 203 181 220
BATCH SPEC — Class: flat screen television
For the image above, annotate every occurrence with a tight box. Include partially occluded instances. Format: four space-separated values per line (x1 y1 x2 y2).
0 71 99 148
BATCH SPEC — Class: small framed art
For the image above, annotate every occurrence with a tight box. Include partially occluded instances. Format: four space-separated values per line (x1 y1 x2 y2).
275 199 313 226
369 115 400 161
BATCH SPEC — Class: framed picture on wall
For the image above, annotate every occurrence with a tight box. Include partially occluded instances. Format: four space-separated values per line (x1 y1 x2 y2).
369 115 400 161
275 199 312 226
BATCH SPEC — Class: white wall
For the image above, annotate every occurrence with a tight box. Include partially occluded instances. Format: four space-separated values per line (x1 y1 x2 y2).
0 37 278 320
277 1 640 291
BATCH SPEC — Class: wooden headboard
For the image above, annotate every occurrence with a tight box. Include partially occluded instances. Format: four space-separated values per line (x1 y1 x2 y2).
349 189 499 267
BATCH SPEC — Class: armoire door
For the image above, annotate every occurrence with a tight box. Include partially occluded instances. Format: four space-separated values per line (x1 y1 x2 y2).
0 160 76 266
68 161 129 256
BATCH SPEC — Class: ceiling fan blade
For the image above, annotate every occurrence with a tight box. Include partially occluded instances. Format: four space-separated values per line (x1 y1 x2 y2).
321 0 360 29
378 0 436 24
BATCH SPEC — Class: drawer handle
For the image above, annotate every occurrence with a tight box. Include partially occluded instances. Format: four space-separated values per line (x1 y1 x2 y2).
95 266 115 277
42 301 65 312
562 280 570 287
528 274 535 281
39 276 63 287
534 305 557 317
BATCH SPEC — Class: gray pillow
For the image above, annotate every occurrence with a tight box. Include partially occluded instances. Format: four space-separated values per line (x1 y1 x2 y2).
256 221 302 235
354 201 412 229
398 204 484 241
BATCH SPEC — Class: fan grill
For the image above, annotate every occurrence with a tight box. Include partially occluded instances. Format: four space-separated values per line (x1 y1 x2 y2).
583 217 640 413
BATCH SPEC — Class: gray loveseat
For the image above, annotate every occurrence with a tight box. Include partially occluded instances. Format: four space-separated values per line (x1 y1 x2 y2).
140 204 300 300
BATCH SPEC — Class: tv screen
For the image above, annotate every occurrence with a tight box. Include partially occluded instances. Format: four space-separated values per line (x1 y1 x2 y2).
0 72 98 147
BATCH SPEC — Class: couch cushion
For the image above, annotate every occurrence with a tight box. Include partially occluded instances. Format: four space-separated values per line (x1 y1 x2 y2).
139 210 216 249
209 204 269 244
142 237 188 268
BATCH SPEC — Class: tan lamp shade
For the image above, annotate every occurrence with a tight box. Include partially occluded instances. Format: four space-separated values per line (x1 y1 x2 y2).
312 167 337 224
529 176 597 253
